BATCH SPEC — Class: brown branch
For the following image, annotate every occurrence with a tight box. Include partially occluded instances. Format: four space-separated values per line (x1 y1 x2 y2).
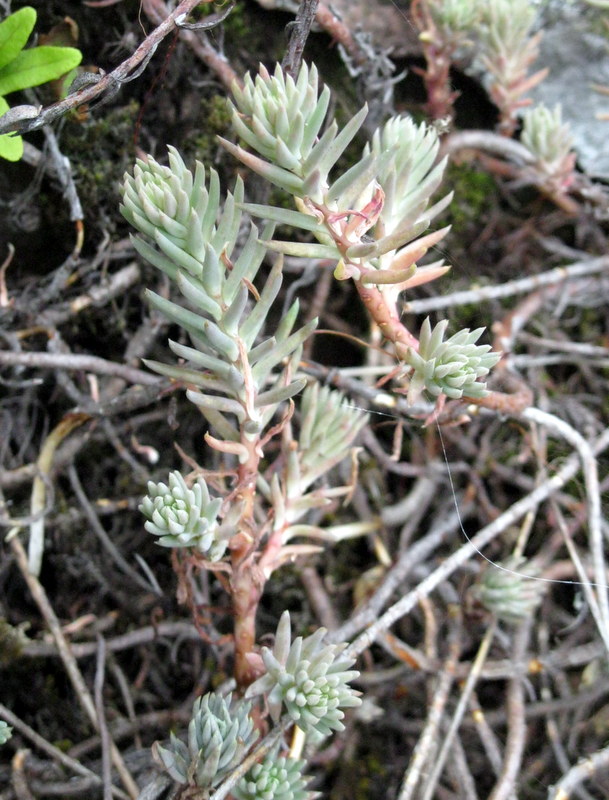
141 0 240 92
282 0 320 79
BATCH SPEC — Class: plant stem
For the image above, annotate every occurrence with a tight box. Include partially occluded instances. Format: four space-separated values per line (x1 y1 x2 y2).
354 281 419 356
230 435 265 690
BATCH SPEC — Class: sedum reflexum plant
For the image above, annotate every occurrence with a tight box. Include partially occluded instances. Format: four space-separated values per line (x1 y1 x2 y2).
222 62 500 392
476 0 548 135
520 103 576 199
471 557 545 623
411 0 550 138
246 611 361 737
234 754 316 800
140 470 227 559
410 0 483 121
121 59 500 795
153 692 258 790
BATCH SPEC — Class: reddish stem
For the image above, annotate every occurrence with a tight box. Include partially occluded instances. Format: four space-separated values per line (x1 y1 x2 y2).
229 434 265 691
354 282 419 358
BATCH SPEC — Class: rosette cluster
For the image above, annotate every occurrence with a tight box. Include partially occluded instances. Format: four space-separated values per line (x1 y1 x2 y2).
521 103 575 192
426 0 482 40
246 611 361 736
471 558 544 623
154 692 258 789
227 62 453 290
405 317 501 403
234 755 315 800
121 148 315 441
121 146 240 276
139 471 227 560
228 62 331 196
365 115 450 248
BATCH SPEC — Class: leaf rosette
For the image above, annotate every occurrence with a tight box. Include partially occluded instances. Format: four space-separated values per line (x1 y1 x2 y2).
154 692 258 788
246 611 361 736
405 317 501 403
140 471 227 560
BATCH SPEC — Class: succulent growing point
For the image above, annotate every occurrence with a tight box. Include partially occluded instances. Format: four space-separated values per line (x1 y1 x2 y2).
405 317 501 404
0 720 12 745
424 0 483 43
234 755 315 800
471 558 544 623
140 471 227 559
154 692 258 788
520 103 576 193
246 611 361 736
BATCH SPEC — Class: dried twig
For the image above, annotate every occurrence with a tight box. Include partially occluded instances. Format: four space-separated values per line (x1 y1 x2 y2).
403 257 609 314
8 536 140 799
344 427 609 659
0 350 161 386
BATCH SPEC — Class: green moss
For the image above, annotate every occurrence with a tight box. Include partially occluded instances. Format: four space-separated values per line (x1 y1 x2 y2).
63 100 139 229
443 161 497 231
182 94 233 165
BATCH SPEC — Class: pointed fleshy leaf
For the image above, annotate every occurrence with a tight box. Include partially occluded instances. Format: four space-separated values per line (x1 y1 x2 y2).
301 83 331 156
218 137 305 195
251 319 317 383
386 226 451 273
238 202 325 234
130 234 178 280
239 257 283 348
154 229 203 276
176 270 223 320
303 104 368 179
255 378 307 408
262 239 339 259
186 390 245 419
223 221 274 302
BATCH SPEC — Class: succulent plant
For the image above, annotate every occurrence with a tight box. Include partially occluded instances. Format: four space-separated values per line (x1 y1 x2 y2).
0 720 12 745
226 62 333 199
471 557 544 623
405 317 501 403
121 146 241 274
225 62 453 286
424 0 483 42
154 692 258 788
477 0 547 133
246 611 361 736
139 471 227 559
121 148 315 442
520 103 576 193
234 755 315 800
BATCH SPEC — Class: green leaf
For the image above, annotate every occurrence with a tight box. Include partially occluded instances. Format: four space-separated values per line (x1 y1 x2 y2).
239 202 326 234
0 46 82 96
303 104 368 180
0 7 36 71
0 95 23 161
255 378 307 408
262 240 339 259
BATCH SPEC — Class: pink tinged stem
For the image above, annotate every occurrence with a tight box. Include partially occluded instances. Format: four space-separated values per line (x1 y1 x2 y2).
354 281 419 357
